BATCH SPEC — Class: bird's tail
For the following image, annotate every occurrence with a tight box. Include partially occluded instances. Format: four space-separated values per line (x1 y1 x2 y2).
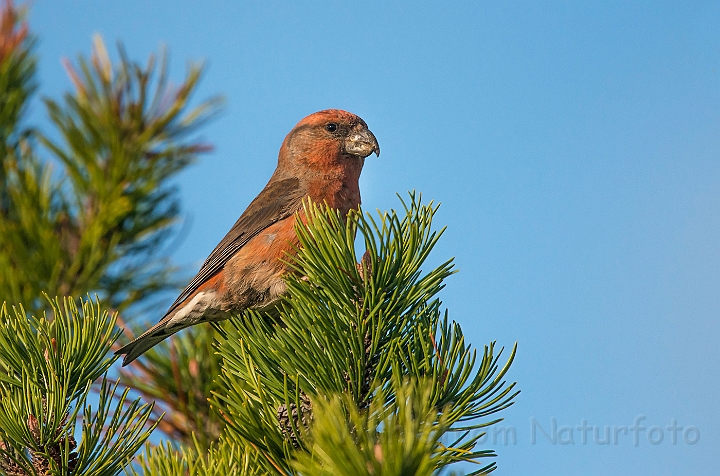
115 321 185 366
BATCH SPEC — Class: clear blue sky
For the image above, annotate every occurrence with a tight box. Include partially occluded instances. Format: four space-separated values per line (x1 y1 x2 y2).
30 1 718 474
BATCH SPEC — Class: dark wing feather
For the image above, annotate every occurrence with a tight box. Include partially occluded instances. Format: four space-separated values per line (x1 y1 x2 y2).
165 177 306 316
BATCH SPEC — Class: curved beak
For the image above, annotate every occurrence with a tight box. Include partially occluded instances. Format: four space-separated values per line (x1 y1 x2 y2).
345 127 380 158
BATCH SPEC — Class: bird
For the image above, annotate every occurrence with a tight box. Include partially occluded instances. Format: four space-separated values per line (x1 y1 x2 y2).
116 109 379 366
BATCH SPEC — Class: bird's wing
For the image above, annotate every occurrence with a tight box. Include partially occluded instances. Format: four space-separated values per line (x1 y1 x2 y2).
165 176 306 316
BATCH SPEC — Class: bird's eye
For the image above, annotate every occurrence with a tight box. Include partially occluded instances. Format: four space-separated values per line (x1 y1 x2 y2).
325 123 338 133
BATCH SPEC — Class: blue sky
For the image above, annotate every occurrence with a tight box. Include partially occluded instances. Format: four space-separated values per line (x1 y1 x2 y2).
29 1 719 474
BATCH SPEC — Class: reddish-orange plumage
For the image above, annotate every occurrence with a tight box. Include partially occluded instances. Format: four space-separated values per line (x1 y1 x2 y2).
116 109 379 365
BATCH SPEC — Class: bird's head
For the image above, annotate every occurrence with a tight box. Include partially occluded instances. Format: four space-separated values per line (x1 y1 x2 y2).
277 109 379 175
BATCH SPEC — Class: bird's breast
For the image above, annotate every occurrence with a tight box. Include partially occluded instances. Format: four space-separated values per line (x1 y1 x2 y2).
307 172 362 216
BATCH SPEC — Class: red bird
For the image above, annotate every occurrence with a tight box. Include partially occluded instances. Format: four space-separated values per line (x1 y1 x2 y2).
116 109 379 366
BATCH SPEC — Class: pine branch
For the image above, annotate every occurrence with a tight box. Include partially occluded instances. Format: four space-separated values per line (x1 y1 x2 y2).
211 193 519 475
0 297 157 476
0 26 223 316
39 35 222 315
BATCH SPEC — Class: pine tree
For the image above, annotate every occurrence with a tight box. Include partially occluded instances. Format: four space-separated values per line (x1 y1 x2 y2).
0 0 225 449
0 2 519 474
